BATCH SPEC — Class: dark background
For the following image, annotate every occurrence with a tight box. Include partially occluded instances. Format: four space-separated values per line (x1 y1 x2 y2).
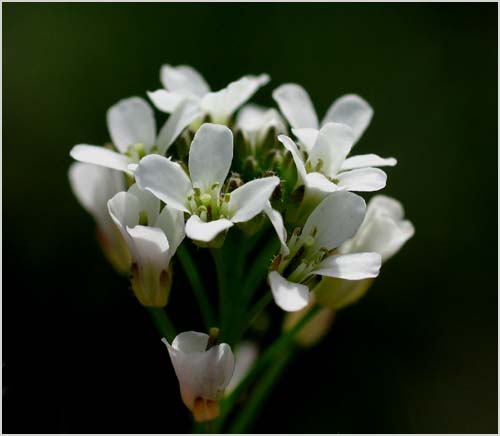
3 3 498 433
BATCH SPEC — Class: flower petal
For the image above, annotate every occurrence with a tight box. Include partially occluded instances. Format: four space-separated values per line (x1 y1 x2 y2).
201 74 270 124
189 123 233 191
336 167 387 192
226 341 258 394
313 252 381 280
308 122 354 178
154 204 186 255
291 128 319 153
228 176 280 223
134 154 192 213
128 183 160 224
272 83 318 129
322 94 373 144
277 135 306 183
160 64 210 98
263 202 289 256
107 191 141 230
268 271 310 312
341 154 397 171
126 225 171 269
70 144 134 174
185 216 234 242
147 89 186 113
156 100 203 154
235 104 286 148
301 190 366 251
107 97 156 153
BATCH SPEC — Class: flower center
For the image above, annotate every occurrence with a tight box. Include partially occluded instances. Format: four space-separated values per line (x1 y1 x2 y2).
186 183 231 222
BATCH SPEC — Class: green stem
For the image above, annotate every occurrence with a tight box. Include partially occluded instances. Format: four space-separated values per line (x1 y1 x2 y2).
177 244 215 329
147 307 176 342
216 305 321 431
228 346 296 433
233 292 273 345
210 247 230 335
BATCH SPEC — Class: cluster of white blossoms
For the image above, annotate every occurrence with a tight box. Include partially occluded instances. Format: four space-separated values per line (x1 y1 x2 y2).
69 64 414 424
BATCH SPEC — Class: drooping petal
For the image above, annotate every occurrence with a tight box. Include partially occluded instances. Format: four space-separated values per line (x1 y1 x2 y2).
201 74 270 124
341 154 397 171
107 97 156 153
341 195 414 262
160 64 210 98
154 204 186 255
301 190 366 252
228 176 280 223
263 202 289 256
272 83 319 129
313 252 381 280
336 167 387 192
189 123 233 192
70 144 134 174
185 216 234 242
162 332 235 421
268 271 310 312
128 183 161 224
322 94 373 144
147 89 187 113
277 135 307 183
308 122 354 178
134 154 192 213
127 225 171 269
291 128 319 153
156 100 203 154
107 191 142 230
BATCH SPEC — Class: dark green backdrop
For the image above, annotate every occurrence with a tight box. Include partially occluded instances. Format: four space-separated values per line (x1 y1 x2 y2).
3 3 498 433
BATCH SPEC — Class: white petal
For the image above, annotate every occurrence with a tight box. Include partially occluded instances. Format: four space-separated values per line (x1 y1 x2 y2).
341 195 414 262
160 64 210 98
107 191 141 233
70 144 134 175
147 89 187 113
107 97 156 153
301 190 366 251
337 167 387 192
263 202 289 256
235 104 286 148
170 331 209 353
156 100 203 154
308 122 354 178
189 123 233 191
341 154 397 171
268 271 310 312
322 94 373 144
154 204 186 255
185 216 234 242
68 162 125 227
126 225 171 269
291 128 319 153
128 183 160 223
134 154 192 213
228 176 280 223
272 83 318 129
201 74 270 123
226 341 258 394
304 172 339 194
313 252 381 280
277 135 307 183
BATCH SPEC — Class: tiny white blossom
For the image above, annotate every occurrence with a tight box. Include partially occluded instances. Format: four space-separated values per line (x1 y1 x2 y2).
107 184 185 307
148 63 270 125
162 331 235 422
135 123 280 243
70 97 199 175
69 162 131 273
266 191 381 312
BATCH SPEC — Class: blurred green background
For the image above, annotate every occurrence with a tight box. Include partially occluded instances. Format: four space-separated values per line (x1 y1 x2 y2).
3 3 497 433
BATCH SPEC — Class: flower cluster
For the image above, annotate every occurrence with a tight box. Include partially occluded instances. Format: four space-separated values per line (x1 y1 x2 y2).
69 63 414 424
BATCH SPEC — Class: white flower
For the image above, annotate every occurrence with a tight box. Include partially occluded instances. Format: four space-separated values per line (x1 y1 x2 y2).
70 97 199 175
234 104 287 151
148 64 270 125
69 162 131 273
107 184 185 307
266 191 382 312
314 195 414 310
162 331 235 422
135 123 280 243
225 341 258 394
